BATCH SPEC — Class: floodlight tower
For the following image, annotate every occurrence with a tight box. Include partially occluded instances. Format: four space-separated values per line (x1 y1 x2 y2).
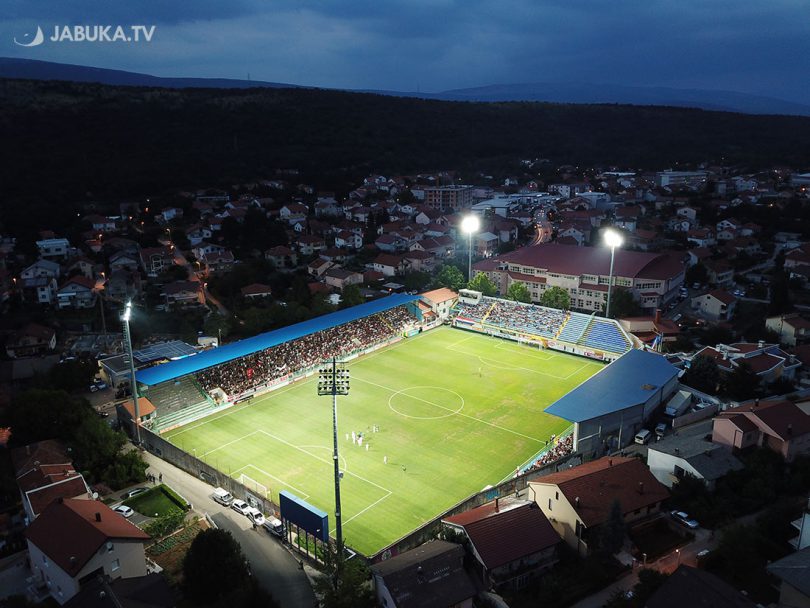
603 229 624 319
318 358 349 563
122 301 140 444
461 214 481 281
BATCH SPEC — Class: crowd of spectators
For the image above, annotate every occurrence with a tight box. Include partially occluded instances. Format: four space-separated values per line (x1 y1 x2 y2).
526 434 573 471
196 306 417 399
455 296 568 338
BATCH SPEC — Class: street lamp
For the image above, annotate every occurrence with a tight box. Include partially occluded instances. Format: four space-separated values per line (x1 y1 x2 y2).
318 358 349 586
461 215 480 281
122 301 140 444
604 229 624 319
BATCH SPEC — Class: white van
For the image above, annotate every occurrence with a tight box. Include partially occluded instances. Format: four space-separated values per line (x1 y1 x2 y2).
634 429 652 445
211 487 233 506
263 516 284 537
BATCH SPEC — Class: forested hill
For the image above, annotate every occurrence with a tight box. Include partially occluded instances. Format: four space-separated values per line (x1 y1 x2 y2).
3 77 810 204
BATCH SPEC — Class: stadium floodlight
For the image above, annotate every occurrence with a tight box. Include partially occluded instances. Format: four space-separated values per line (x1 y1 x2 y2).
318 358 349 583
603 229 624 319
121 300 140 444
461 214 481 281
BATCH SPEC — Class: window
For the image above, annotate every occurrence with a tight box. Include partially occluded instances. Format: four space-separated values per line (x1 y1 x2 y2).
555 491 559 500
107 542 114 553
548 498 552 511
111 559 120 572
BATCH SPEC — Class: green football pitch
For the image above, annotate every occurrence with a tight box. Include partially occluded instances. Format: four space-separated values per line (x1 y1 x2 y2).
163 326 604 555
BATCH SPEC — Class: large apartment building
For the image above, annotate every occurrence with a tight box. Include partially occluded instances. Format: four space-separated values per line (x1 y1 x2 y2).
423 185 473 211
473 243 685 313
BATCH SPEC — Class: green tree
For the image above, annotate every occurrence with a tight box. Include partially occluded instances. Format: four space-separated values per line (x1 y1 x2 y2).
204 313 232 342
683 355 720 394
599 499 626 555
768 270 792 315
540 286 570 310
467 272 498 296
183 529 249 605
45 359 96 393
606 287 642 319
723 360 760 400
403 271 431 293
341 284 364 307
435 265 465 291
313 542 375 608
506 282 532 303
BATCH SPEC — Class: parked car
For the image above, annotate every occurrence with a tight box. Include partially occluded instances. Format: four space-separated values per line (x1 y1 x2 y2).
263 516 284 537
654 423 667 438
113 505 134 518
671 510 699 529
231 499 250 515
123 487 148 499
245 508 265 526
93 380 108 390
211 487 233 506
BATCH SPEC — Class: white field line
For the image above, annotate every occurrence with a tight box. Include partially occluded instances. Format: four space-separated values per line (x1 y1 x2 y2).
493 340 554 361
353 375 545 444
201 430 262 458
242 464 311 500
445 343 596 381
333 491 392 534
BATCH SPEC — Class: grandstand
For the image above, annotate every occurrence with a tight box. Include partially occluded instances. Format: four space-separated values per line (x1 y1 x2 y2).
453 296 632 357
135 294 421 432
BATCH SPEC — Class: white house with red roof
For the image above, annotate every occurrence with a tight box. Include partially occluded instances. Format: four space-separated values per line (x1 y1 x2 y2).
25 498 149 605
370 254 407 277
420 288 458 321
691 289 737 321
693 342 801 383
766 313 810 346
56 276 96 309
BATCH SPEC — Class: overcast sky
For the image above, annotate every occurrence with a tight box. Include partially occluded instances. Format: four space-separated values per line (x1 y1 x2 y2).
4 0 809 102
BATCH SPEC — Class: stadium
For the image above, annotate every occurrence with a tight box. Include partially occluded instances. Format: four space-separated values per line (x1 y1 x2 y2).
130 290 639 557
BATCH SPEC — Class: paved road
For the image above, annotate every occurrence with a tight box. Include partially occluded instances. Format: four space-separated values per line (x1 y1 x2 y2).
140 449 316 608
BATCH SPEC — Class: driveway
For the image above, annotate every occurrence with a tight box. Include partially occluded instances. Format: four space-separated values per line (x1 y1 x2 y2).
139 449 316 608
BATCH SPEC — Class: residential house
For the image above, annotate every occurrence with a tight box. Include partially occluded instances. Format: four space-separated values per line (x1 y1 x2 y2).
61 572 174 608
279 203 308 224
185 224 212 246
370 540 477 608
403 250 436 273
324 268 363 291
371 254 407 277
410 236 455 258
442 499 561 590
139 247 172 276
494 220 520 244
21 259 61 281
716 227 738 242
105 270 141 303
191 242 226 259
265 245 298 269
614 206 642 232
716 218 742 233
686 248 712 268
297 235 326 256
22 276 58 305
334 230 363 250
693 342 801 384
475 232 500 257
668 217 692 233
241 283 272 299
712 399 810 461
26 498 150 605
557 225 587 246
785 244 810 272
647 434 743 491
200 250 235 275
318 248 349 264
686 229 716 248
646 566 757 608
423 223 451 238
676 206 698 222
85 215 117 233
375 234 408 253
415 208 442 225
36 238 71 260
160 207 183 223
109 250 141 274
119 397 158 427
766 313 810 346
66 257 95 280
56 276 96 309
528 456 669 555
5 323 57 358
691 290 737 321
704 259 734 287
767 547 810 608
163 281 204 307
307 258 333 278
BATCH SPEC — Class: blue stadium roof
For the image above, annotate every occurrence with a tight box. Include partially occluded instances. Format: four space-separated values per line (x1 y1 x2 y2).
544 349 679 423
136 294 419 386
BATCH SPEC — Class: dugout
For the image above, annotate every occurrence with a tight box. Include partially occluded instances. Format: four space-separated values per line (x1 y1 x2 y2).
544 349 679 457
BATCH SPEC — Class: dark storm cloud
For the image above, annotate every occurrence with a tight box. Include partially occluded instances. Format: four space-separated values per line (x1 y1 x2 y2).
4 0 809 102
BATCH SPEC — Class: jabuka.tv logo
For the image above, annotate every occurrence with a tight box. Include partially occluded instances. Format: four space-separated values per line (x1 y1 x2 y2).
14 24 156 46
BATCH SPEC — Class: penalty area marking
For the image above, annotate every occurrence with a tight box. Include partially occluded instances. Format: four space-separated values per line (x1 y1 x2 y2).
232 463 311 501
388 386 465 420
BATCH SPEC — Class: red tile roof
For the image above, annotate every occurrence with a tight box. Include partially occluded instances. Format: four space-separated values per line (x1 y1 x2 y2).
26 498 149 576
420 288 458 304
708 290 736 305
444 501 560 569
241 283 272 296
26 475 91 517
121 397 157 420
11 440 70 477
531 457 669 528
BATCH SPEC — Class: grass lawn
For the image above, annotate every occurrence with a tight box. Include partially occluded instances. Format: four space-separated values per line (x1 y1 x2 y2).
164 326 603 555
124 484 187 517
